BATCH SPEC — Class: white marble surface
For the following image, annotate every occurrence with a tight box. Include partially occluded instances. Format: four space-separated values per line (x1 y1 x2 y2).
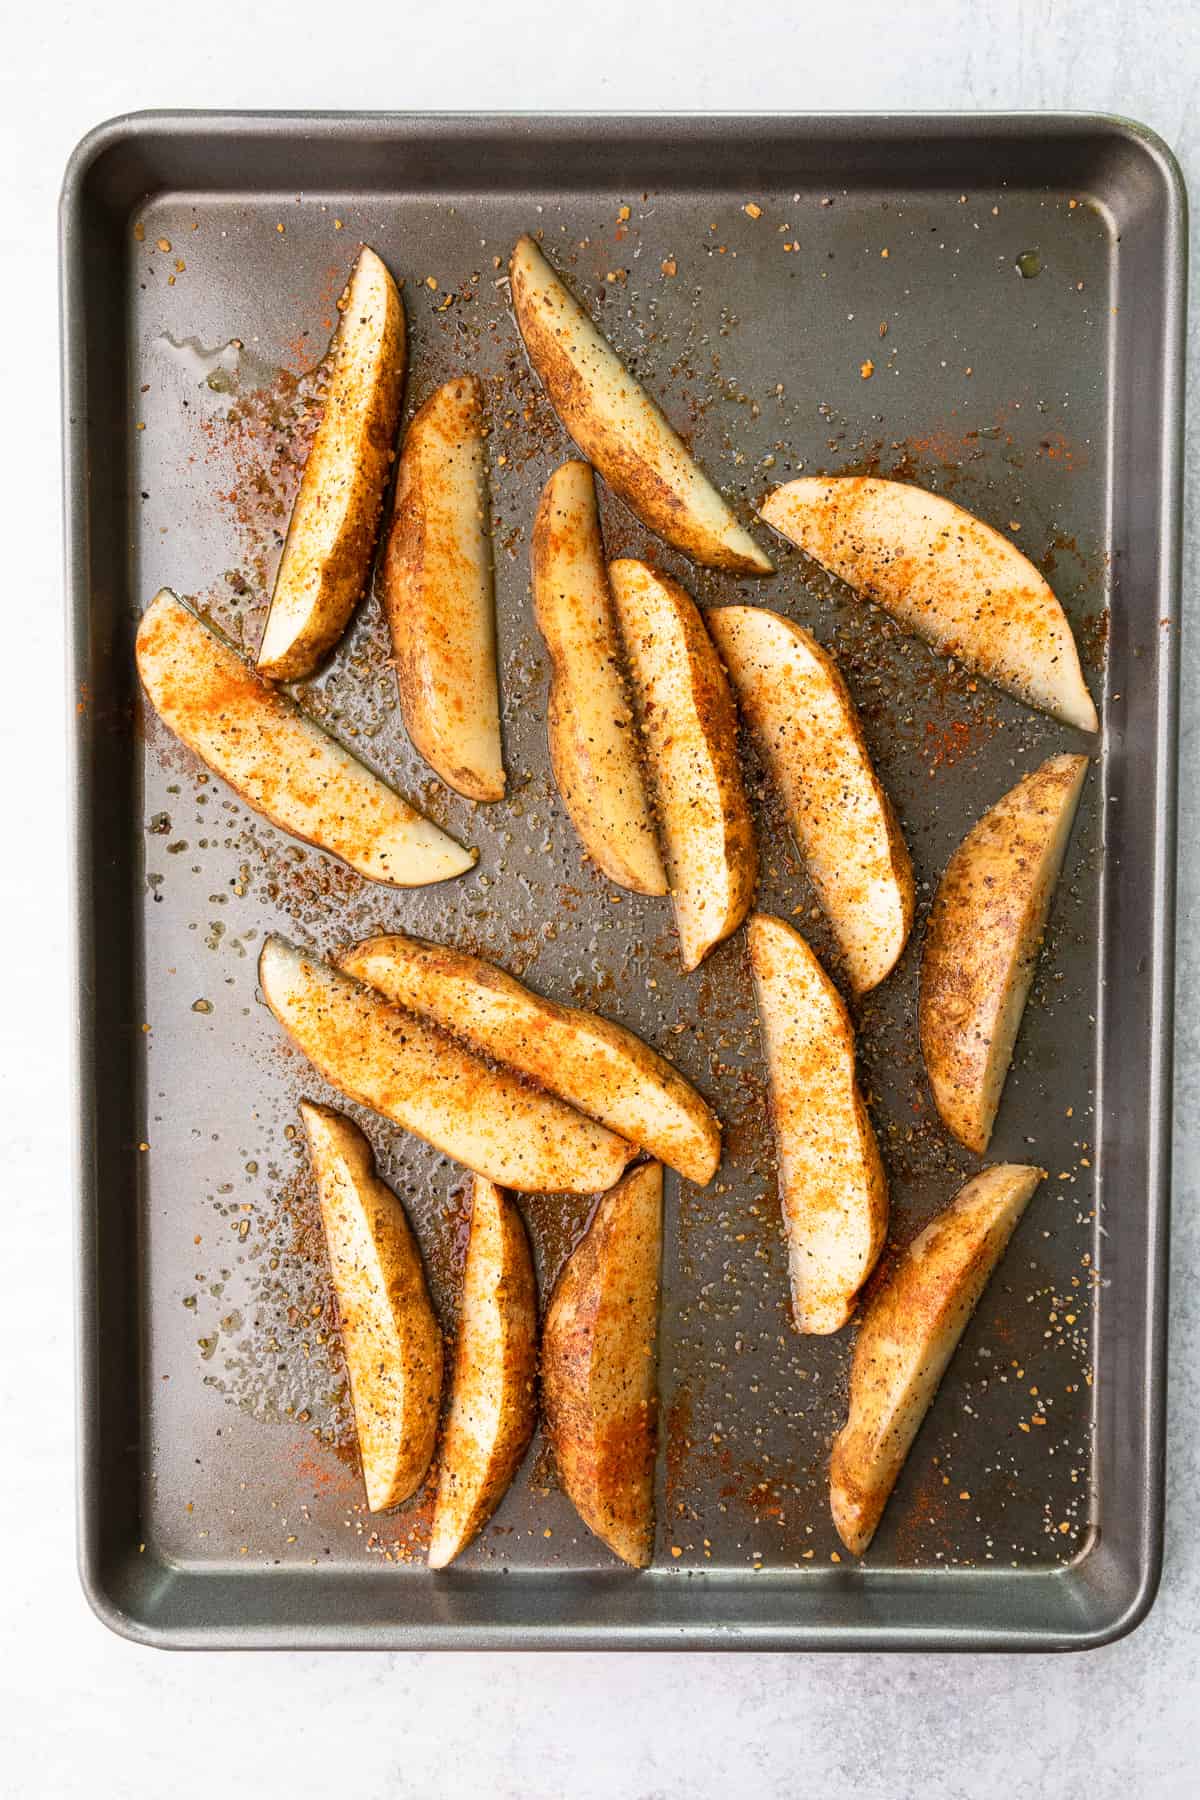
1 3 1197 1794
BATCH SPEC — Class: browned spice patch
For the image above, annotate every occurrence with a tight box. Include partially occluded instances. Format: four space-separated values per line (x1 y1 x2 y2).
891 1460 954 1564
427 1179 474 1316
195 361 326 619
520 1189 599 1300
1035 430 1088 472
526 1434 562 1498
1079 608 1110 674
918 710 1000 774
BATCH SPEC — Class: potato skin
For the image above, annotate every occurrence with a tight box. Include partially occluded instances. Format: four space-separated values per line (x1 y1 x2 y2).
609 560 757 970
748 913 888 1334
136 589 474 885
532 461 668 895
511 237 771 575
830 1164 1043 1555
760 476 1098 732
542 1162 663 1567
708 605 913 995
301 1102 442 1512
381 374 505 802
257 246 406 680
338 932 721 1185
919 753 1089 1153
428 1178 538 1567
260 938 636 1195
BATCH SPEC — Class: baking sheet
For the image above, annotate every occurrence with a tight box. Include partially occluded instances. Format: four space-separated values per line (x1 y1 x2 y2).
62 112 1183 1649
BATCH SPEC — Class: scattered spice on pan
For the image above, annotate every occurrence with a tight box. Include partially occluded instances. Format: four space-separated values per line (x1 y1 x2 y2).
135 189 1105 1589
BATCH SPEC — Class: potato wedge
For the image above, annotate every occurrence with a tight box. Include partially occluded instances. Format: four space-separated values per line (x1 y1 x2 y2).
542 1162 663 1568
748 914 888 1334
428 1177 538 1568
136 590 474 886
707 605 914 995
257 245 405 679
760 476 1099 732
609 560 757 970
338 933 720 1185
920 753 1089 1153
532 461 667 894
260 938 635 1194
510 236 772 575
830 1163 1044 1555
380 374 505 801
300 1102 442 1512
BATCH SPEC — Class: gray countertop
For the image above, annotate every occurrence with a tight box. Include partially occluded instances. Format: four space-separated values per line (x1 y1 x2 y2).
1 3 1196 1793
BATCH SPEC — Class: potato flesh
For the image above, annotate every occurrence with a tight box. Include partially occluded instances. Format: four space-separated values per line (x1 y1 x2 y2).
919 753 1089 1153
301 1102 442 1512
532 461 667 894
760 476 1099 732
830 1164 1044 1554
748 914 888 1334
708 605 913 995
511 236 771 575
609 560 757 970
428 1177 538 1567
542 1162 663 1567
136 590 474 885
257 246 406 679
338 933 720 1185
381 374 505 801
259 938 634 1194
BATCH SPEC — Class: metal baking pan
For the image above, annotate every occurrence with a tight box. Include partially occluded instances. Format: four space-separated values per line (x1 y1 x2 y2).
63 112 1184 1651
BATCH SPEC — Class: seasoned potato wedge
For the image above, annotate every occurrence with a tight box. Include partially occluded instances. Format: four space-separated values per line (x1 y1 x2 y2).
532 461 667 894
609 560 757 970
300 1102 442 1511
511 236 771 575
708 605 914 995
338 934 720 1185
257 246 406 679
748 914 888 1334
830 1164 1044 1555
428 1177 538 1568
542 1162 663 1568
136 590 474 886
760 476 1099 732
920 753 1089 1153
260 938 635 1194
380 374 505 801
